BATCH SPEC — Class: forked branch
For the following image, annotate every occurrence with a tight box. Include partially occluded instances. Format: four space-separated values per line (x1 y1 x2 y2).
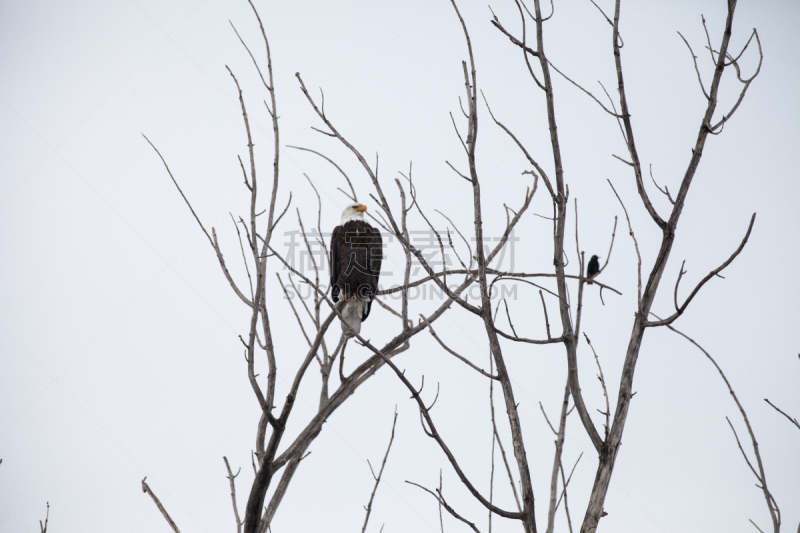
39 502 49 533
645 213 756 327
224 457 244 533
362 408 399 533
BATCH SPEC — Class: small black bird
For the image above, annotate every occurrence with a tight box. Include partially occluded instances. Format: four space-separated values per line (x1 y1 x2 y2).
586 255 600 284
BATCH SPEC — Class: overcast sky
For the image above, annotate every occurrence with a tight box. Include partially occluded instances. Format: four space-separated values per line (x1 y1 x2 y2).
1 1 799 532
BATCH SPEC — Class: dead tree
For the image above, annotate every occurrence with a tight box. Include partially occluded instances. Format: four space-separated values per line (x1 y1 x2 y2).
329 1 763 533
140 1 543 532
140 0 772 531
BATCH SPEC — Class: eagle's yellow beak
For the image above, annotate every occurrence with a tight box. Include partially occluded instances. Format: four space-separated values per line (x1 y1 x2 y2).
356 204 367 212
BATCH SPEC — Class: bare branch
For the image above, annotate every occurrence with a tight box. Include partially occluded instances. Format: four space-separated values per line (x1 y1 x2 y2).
610 2 667 230
144 135 254 306
665 321 780 532
436 210 474 270
677 31 710 99
270 192 292 233
539 290 552 339
608 180 642 307
232 215 255 300
489 352 522 513
362 408 398 533
494 326 564 345
491 2 546 90
142 477 181 533
545 380 571 533
596 216 618 279
446 160 471 182
546 57 624 117
764 399 800 432
727 417 760 480
612 154 633 166
708 28 762 131
648 164 675 205
405 176 449 290
285 272 315 325
482 92 555 199
396 177 414 331
287 145 358 202
39 502 49 533
224 457 244 533
588 0 613 28
267 244 477 471
258 449 310 533
142 134 213 247
359 335 521 519
423 316 498 380
229 21 271 93
296 71 483 316
645 213 756 327
406 481 482 533
502 299 518 338
276 274 312 347
555 453 582 533
490 17 539 57
584 334 610 439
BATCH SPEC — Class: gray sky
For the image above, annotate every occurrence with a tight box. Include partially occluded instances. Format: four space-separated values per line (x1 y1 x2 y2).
1 0 798 532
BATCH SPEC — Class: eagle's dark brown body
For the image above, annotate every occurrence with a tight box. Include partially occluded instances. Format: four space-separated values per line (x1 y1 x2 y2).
330 219 382 321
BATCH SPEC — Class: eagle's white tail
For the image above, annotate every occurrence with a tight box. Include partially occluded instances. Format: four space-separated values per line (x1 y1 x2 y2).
341 299 367 336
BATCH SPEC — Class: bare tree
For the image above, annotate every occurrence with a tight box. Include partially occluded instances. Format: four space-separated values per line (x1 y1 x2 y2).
139 0 785 532
487 1 761 530
141 2 535 531
345 0 765 532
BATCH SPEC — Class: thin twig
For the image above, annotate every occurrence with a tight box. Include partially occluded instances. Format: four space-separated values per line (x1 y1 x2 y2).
423 316 498 380
545 378 572 533
287 145 358 202
677 31 710 99
39 502 49 533
224 457 244 533
764 399 800 432
663 320 780 532
645 214 756 327
608 180 642 307
489 352 522 513
584 333 610 439
377 268 621 297
406 481 482 533
362 408 399 533
276 274 313 348
142 478 181 533
648 164 675 205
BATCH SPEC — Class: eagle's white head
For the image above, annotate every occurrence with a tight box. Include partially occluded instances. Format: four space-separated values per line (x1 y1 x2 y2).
340 202 367 224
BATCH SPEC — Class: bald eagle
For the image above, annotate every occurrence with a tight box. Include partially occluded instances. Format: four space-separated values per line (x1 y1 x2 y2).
330 203 383 336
